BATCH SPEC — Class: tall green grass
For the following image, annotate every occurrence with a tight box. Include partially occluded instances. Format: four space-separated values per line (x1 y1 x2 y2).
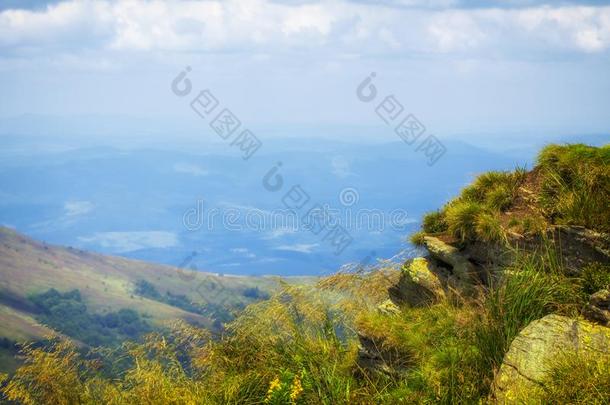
353 246 586 403
444 201 485 242
422 210 448 234
474 243 584 376
414 144 609 243
538 143 610 232
416 169 525 244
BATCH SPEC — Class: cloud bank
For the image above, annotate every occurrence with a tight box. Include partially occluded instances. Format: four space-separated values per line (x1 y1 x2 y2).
1 1 609 135
1 0 609 61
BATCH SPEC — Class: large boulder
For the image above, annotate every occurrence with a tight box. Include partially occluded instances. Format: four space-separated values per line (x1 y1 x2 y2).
493 314 610 403
388 257 445 307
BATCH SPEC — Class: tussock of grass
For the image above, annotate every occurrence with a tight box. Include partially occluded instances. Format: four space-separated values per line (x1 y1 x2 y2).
411 144 609 244
475 211 507 243
538 143 610 232
413 169 526 244
422 211 448 234
485 183 513 211
580 262 610 295
461 170 523 206
445 201 485 242
409 231 426 245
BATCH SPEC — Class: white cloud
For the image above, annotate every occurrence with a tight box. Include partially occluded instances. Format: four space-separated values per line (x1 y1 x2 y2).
428 6 610 54
514 6 610 53
1 1 609 60
427 10 486 52
330 156 352 178
263 227 297 239
230 247 256 258
29 200 95 231
64 200 94 217
280 3 336 37
173 162 208 177
275 243 318 253
78 230 178 252
0 1 113 48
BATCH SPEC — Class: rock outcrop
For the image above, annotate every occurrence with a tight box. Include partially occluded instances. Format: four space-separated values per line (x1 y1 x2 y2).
377 299 400 316
427 226 610 284
388 257 445 307
423 236 477 283
553 226 610 273
357 332 412 378
584 289 610 326
493 314 610 403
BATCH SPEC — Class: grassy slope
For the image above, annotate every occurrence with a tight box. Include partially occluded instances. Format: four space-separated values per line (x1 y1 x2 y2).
0 305 55 341
0 226 305 341
414 143 610 245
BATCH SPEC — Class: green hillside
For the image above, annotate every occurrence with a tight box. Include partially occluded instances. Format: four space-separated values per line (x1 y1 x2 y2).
0 227 309 372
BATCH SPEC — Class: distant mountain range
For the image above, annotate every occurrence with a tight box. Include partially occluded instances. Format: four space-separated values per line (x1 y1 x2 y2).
0 131 607 275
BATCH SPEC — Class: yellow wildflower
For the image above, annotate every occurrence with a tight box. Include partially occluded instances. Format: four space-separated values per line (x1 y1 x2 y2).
269 377 281 391
265 377 281 402
290 375 303 403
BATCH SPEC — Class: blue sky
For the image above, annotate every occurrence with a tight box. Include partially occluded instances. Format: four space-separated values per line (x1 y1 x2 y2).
1 0 609 139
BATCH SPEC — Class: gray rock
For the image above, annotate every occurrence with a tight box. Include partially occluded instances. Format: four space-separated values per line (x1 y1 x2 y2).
357 332 412 378
584 289 610 326
388 257 445 307
493 314 610 403
377 299 401 315
423 236 476 283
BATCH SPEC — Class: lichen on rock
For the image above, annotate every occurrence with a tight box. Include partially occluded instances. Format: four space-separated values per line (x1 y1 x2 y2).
493 314 610 403
388 257 445 307
423 236 476 283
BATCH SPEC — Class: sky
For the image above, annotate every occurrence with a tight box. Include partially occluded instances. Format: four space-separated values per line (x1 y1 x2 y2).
1 0 609 139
